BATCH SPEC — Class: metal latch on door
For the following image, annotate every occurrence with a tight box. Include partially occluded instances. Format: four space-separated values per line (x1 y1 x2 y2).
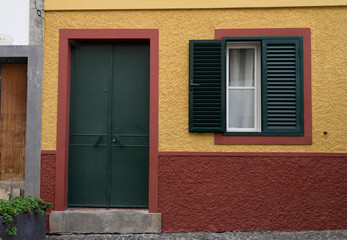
112 135 124 147
93 134 124 147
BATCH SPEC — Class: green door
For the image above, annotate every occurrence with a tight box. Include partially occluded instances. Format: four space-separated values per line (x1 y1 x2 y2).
68 42 149 207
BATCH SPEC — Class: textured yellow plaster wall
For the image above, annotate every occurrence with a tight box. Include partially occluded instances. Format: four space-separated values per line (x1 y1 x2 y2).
42 7 347 152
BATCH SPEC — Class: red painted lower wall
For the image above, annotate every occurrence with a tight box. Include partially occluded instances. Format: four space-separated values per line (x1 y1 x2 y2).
40 151 56 232
158 153 347 232
40 151 347 233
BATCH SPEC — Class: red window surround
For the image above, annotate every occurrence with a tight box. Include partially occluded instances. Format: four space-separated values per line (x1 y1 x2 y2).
214 28 312 145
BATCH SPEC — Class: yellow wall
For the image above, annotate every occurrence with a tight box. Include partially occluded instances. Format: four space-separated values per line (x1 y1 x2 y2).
45 0 347 10
42 7 347 152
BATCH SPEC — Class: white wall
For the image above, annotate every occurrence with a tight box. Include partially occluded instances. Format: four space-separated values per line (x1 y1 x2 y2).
0 0 29 45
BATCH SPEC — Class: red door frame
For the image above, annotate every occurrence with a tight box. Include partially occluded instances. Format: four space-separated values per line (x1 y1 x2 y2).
55 29 159 212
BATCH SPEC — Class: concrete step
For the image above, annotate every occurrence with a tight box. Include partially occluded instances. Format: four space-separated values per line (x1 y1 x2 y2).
47 230 347 240
50 209 161 234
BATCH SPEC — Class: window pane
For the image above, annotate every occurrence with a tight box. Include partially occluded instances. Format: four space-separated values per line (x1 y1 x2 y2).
228 89 255 128
229 48 254 86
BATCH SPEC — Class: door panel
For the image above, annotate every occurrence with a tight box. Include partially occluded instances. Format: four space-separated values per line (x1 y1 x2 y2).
110 148 149 207
0 63 27 181
68 147 108 206
68 42 149 207
68 43 111 206
111 43 149 135
110 43 149 206
69 44 110 135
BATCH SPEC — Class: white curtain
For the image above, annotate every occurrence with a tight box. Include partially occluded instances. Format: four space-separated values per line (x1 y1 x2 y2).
229 49 254 86
228 90 255 128
229 48 255 129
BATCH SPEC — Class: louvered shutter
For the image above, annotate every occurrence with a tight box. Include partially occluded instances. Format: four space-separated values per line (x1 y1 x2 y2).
262 37 304 136
189 40 225 132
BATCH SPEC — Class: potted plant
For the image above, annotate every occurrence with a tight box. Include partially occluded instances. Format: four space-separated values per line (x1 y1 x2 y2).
0 194 51 240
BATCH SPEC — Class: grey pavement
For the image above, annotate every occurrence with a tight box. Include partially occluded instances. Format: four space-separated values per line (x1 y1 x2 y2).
47 230 347 240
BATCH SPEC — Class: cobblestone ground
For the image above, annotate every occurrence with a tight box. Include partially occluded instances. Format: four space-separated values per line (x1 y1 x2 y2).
47 230 347 240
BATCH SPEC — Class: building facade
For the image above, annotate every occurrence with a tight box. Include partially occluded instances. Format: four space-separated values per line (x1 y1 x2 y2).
41 0 347 233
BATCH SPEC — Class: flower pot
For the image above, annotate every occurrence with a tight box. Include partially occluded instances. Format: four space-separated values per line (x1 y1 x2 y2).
0 211 46 240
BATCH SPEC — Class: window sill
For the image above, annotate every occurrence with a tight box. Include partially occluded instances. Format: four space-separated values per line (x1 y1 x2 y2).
223 132 304 137
214 133 312 145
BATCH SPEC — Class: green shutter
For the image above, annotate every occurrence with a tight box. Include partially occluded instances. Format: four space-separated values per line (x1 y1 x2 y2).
262 37 304 136
189 40 225 132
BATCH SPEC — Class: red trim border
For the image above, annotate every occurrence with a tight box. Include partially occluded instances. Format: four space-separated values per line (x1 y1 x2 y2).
159 152 347 157
41 150 57 155
55 29 159 212
214 28 312 145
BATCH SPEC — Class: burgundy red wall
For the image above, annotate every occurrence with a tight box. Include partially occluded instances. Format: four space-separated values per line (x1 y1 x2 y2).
40 151 347 232
40 151 56 232
158 153 347 232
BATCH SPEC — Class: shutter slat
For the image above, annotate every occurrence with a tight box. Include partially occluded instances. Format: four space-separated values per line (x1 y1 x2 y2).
266 123 297 126
267 86 297 89
267 66 296 69
193 102 221 106
267 54 296 57
194 67 221 70
268 106 297 110
267 74 296 77
267 58 296 61
267 46 296 49
267 70 296 73
267 94 296 97
194 91 221 95
194 77 221 80
194 107 223 111
267 50 295 53
268 91 296 94
268 61 295 64
194 111 221 114
194 60 222 64
268 118 297 122
268 82 296 85
194 94 221 97
189 40 225 132
193 115 222 118
194 64 221 67
194 53 221 56
194 124 223 127
267 78 296 80
194 120 223 123
263 38 303 135
268 114 296 117
194 87 221 89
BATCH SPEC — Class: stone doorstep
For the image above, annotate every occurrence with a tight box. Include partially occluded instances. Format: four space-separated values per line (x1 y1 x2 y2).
50 209 161 234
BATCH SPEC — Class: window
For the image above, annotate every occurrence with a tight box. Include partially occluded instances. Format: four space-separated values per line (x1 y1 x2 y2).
227 42 261 132
189 35 306 138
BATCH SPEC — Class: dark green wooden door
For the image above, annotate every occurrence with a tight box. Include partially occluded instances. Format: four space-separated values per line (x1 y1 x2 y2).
68 42 149 207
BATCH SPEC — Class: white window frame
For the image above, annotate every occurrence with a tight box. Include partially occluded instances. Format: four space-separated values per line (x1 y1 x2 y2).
226 41 261 132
